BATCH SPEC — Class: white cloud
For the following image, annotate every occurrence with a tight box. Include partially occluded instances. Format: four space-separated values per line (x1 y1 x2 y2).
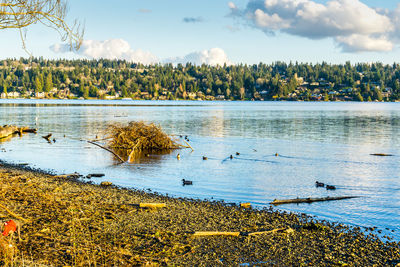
254 9 290 30
50 39 158 65
51 39 232 66
336 34 393 52
231 0 397 52
164 48 232 66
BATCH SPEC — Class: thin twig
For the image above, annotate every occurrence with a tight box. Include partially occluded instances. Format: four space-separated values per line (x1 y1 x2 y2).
183 140 194 151
87 141 125 163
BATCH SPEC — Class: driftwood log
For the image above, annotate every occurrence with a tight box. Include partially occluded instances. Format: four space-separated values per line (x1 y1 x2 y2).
192 228 294 237
0 125 37 139
370 153 393 157
270 196 360 205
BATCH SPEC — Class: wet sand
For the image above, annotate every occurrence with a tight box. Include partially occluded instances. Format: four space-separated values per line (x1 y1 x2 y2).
0 162 399 266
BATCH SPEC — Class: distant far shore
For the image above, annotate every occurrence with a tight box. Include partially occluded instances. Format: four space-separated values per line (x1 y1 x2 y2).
1 58 399 103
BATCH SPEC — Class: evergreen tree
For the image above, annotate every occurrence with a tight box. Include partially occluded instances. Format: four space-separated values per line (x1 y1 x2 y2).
44 72 53 92
35 76 43 93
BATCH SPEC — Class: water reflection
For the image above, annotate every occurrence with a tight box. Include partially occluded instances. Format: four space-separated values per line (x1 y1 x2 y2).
0 100 399 240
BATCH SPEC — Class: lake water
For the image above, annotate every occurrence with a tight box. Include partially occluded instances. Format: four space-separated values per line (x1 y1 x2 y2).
0 99 399 240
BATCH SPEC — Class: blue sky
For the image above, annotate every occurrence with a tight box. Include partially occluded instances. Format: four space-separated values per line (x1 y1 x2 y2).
1 0 400 65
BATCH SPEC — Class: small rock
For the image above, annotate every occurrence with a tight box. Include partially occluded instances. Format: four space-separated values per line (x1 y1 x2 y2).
87 173 105 178
100 181 113 187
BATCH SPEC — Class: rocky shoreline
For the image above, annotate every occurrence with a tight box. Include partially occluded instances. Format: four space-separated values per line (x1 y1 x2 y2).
0 162 399 266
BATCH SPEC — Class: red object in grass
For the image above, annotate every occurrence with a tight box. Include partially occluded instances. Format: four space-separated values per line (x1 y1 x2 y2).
2 220 17 236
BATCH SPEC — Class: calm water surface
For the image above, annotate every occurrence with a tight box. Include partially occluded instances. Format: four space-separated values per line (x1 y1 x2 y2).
0 100 399 240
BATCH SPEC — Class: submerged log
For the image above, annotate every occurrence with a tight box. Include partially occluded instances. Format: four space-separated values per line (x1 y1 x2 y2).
0 125 37 139
270 196 360 205
0 126 18 139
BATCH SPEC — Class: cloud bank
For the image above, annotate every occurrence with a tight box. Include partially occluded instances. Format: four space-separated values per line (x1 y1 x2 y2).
229 0 400 52
51 39 231 66
50 39 158 65
164 48 232 66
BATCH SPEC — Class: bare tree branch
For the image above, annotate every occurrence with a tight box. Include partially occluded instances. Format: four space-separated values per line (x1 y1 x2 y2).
0 0 84 53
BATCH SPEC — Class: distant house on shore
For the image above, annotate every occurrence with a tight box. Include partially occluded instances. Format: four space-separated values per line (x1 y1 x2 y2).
7 91 20 98
35 92 46 98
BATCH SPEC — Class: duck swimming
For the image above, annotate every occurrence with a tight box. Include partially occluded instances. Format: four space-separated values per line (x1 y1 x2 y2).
182 179 193 185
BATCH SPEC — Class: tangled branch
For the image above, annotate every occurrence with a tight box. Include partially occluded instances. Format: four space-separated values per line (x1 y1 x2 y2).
0 0 84 53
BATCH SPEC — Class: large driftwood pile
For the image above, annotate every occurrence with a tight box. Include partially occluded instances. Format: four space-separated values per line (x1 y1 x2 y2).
0 125 37 139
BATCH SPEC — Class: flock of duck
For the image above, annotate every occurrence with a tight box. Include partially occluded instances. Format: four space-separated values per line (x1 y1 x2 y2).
315 181 336 190
177 140 338 190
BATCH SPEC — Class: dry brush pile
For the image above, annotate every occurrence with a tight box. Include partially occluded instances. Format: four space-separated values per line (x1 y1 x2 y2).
104 121 185 161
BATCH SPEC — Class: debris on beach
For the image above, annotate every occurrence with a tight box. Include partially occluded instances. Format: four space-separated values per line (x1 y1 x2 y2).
56 172 82 179
0 166 398 266
240 203 251 209
138 203 166 209
100 181 113 187
192 228 294 237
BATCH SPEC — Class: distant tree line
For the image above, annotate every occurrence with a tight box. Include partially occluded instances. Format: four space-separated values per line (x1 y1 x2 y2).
1 58 400 101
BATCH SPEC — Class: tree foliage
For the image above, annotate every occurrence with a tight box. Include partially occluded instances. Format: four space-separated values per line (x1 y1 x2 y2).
0 58 399 102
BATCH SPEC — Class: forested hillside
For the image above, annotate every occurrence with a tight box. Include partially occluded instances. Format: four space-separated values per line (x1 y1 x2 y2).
1 58 399 101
